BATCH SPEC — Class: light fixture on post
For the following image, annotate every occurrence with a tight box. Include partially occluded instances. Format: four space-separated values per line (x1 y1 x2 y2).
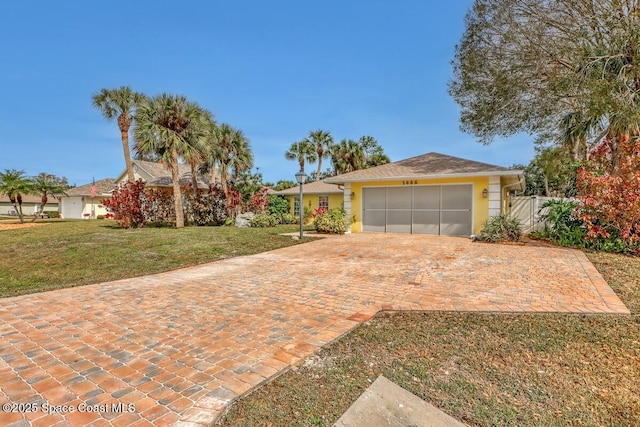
295 171 307 239
482 188 489 198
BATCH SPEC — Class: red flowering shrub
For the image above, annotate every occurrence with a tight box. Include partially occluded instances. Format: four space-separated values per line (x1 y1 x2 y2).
312 207 328 217
226 188 243 217
102 180 147 229
576 137 640 253
247 187 270 213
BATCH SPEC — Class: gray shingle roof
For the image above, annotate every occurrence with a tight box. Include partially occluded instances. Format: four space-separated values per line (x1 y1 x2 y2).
325 152 522 183
274 180 343 195
65 178 116 196
133 160 210 189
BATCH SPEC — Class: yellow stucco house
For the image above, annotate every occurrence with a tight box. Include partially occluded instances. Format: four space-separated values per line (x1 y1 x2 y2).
323 152 524 236
274 180 344 221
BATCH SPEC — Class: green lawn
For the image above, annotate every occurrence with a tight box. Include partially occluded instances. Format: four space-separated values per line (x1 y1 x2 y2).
0 220 307 298
220 250 640 427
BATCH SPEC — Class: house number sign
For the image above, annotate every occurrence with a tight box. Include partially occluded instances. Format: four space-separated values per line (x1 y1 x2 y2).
402 180 418 185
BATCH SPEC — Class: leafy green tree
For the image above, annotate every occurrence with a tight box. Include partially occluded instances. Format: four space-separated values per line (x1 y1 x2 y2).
133 93 210 228
285 140 317 173
359 135 390 167
92 86 146 182
29 173 69 221
272 180 296 191
233 169 264 203
304 130 334 181
0 169 32 223
449 0 640 161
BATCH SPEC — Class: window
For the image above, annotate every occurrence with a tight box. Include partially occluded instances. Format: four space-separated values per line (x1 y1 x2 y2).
318 195 329 210
293 197 300 216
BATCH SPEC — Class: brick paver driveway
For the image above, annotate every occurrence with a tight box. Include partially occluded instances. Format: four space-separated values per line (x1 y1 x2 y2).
0 234 629 426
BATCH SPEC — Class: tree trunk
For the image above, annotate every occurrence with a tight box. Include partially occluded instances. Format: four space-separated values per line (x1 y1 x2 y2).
190 162 199 192
543 174 550 197
170 147 185 228
209 164 218 188
14 200 24 224
315 148 323 181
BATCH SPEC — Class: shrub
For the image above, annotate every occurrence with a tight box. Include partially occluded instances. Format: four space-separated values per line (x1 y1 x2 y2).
144 188 175 226
247 187 270 213
183 185 227 226
537 199 586 247
43 210 58 218
576 137 640 254
267 195 290 217
278 213 297 225
96 215 105 220
250 212 278 227
313 209 348 234
478 214 522 243
102 180 147 229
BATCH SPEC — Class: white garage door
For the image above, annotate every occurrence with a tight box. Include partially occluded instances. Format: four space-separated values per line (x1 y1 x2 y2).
61 197 84 219
362 185 473 236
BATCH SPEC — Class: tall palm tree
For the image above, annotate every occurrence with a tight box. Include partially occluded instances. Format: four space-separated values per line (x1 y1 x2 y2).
133 93 210 228
304 130 334 181
92 86 146 183
206 123 253 196
199 121 222 187
285 140 317 173
0 169 32 224
182 112 215 191
29 173 69 222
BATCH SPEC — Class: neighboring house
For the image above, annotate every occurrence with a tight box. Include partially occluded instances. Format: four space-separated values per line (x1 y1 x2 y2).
59 161 214 220
59 179 115 219
0 195 60 216
113 160 211 190
274 180 344 220
324 152 524 236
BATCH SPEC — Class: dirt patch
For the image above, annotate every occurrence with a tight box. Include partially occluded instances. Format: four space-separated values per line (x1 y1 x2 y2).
0 223 50 231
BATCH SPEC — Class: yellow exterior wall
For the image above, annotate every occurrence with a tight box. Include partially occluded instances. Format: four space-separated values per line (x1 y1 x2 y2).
82 197 111 219
349 176 491 234
285 193 344 223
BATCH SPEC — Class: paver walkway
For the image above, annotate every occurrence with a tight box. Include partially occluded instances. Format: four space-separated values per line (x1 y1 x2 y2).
0 234 629 426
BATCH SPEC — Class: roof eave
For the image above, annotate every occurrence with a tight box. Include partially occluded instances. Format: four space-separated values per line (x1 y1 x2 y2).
325 170 524 184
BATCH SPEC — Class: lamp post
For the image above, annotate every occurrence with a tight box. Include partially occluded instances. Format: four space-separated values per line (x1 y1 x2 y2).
295 171 307 240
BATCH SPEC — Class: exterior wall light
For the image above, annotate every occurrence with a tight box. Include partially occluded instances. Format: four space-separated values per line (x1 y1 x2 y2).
482 188 489 198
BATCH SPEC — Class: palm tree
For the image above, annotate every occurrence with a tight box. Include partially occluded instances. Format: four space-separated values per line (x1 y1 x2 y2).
206 123 253 196
30 173 69 222
285 140 317 173
228 132 253 180
330 139 365 174
304 130 334 181
133 93 210 228
199 121 222 187
92 86 146 183
0 169 32 224
182 112 215 191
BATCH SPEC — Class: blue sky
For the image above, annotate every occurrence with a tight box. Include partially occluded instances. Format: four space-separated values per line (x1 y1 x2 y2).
0 0 534 186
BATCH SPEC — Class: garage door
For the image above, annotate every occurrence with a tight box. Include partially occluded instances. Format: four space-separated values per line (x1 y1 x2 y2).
61 197 84 219
362 185 473 235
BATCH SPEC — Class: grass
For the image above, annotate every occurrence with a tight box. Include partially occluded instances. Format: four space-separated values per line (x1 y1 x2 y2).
0 220 309 298
219 250 640 427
